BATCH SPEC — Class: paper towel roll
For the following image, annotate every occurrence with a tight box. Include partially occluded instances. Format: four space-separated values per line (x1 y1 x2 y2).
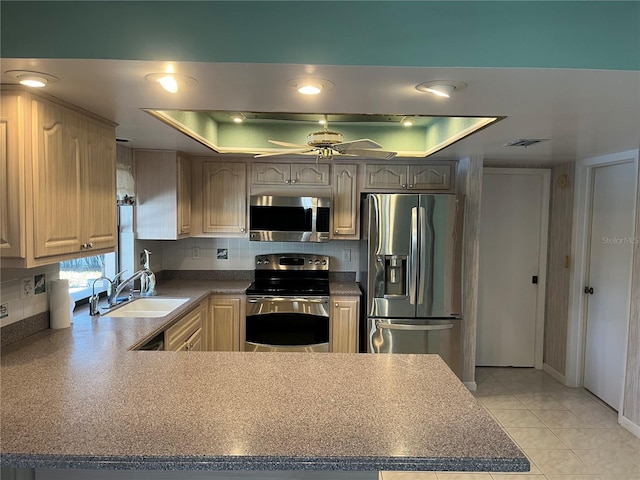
49 279 71 329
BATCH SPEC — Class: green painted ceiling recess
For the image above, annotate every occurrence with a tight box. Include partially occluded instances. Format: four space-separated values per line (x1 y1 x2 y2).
1 1 639 70
145 110 500 158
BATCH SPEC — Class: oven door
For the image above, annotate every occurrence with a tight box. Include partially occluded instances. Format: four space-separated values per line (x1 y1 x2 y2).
245 296 330 352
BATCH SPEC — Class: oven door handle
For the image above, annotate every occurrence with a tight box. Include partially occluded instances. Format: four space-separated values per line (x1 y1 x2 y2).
247 297 329 303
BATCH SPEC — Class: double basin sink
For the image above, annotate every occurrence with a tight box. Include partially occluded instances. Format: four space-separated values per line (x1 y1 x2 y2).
102 298 189 318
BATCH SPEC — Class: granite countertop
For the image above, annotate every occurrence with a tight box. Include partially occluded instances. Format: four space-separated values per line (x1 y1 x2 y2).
0 280 528 473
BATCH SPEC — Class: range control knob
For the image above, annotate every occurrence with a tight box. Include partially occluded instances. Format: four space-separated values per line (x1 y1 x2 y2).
314 260 320 265
256 260 262 265
322 260 327 265
264 260 270 265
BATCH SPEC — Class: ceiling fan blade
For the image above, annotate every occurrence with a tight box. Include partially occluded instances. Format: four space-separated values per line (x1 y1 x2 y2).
254 148 313 158
334 138 382 152
346 149 397 160
268 139 308 148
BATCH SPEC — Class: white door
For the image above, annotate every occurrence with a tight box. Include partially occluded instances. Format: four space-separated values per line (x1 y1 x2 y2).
583 160 636 409
477 169 550 367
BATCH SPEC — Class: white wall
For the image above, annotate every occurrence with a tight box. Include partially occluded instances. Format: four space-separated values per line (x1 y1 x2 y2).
161 238 359 272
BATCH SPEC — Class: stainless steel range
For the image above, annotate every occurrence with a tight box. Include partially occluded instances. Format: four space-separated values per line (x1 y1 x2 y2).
245 254 330 352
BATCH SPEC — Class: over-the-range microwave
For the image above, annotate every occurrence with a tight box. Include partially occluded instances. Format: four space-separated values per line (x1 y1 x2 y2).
249 195 330 242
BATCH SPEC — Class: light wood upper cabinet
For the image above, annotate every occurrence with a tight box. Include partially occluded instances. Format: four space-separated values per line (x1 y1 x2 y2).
363 163 454 191
200 161 247 236
135 150 191 240
330 296 360 353
331 164 359 239
252 162 329 186
207 295 244 351
0 87 117 268
0 94 23 258
165 302 205 352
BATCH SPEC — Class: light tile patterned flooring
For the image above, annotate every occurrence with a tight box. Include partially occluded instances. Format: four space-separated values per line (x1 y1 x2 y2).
381 367 640 480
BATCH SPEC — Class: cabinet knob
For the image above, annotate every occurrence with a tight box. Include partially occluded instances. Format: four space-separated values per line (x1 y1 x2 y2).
87 242 93 249
285 179 290 184
334 229 339 234
335 303 339 307
291 179 297 184
401 184 407 189
240 228 245 233
408 184 414 189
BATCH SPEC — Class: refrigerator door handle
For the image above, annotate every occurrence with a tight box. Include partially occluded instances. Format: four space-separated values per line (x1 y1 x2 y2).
409 206 418 305
418 206 426 305
375 320 454 331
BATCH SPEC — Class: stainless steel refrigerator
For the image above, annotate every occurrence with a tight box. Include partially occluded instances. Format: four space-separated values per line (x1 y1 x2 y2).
360 193 464 377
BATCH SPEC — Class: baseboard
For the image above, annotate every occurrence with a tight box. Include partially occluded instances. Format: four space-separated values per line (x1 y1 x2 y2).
464 381 477 391
543 363 566 384
620 415 640 439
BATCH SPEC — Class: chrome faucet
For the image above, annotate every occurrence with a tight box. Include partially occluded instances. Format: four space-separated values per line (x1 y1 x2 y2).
108 249 157 306
88 250 157 315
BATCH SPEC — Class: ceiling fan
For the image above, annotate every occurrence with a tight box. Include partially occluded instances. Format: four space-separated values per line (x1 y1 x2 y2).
255 116 397 160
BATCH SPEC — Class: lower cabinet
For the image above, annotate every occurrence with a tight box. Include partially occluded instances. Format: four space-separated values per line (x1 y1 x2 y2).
207 295 244 351
164 302 205 351
330 296 360 353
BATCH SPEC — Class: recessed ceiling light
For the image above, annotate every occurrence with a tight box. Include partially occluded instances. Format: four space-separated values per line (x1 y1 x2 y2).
5 70 59 88
415 81 467 98
401 117 415 127
287 78 334 96
145 72 197 93
230 113 246 123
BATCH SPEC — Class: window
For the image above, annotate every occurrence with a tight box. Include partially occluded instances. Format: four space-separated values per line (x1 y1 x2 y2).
60 253 117 302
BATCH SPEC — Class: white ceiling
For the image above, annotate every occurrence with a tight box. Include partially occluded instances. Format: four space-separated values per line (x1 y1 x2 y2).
2 58 639 165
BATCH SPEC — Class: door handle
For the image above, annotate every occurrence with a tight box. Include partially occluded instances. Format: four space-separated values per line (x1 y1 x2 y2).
375 320 454 331
584 286 594 295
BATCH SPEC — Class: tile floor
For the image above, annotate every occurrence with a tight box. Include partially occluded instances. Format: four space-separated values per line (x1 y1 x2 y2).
381 367 640 480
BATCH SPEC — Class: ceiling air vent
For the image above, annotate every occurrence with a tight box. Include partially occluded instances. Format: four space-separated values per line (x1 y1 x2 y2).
503 139 549 147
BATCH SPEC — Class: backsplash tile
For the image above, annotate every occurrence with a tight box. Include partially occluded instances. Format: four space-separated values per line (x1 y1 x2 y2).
0 264 58 328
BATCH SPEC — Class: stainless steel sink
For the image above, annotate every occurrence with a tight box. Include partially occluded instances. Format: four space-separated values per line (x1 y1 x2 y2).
102 298 189 318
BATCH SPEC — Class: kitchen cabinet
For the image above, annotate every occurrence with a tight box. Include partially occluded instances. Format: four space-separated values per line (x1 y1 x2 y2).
330 296 360 353
193 161 247 236
134 150 191 240
207 295 244 351
165 302 205 351
252 162 330 186
0 87 117 268
363 163 454 191
331 163 359 239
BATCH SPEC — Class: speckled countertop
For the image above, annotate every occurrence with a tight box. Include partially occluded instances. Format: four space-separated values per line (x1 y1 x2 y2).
0 280 527 473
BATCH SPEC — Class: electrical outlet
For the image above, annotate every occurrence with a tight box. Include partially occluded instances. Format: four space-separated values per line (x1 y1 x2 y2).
192 247 200 259
0 303 8 319
21 277 34 299
342 249 351 262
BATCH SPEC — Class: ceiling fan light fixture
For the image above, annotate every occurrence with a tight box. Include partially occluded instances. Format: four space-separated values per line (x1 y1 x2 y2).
145 72 197 93
5 70 59 88
287 78 334 96
415 81 467 98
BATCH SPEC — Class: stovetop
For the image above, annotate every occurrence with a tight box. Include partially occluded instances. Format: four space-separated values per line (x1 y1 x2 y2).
247 253 330 297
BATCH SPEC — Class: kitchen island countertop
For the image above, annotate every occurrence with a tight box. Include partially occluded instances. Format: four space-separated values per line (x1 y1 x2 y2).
1 281 528 474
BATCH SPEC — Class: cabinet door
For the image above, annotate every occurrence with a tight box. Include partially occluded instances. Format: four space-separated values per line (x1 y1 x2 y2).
208 296 242 351
203 162 247 234
165 303 205 351
291 163 330 186
0 93 24 258
331 164 359 239
32 98 84 258
408 164 453 190
252 162 290 185
331 297 360 353
363 164 407 190
177 153 191 236
83 121 117 250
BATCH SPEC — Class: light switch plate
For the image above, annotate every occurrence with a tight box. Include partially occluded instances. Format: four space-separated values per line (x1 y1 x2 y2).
342 249 351 262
